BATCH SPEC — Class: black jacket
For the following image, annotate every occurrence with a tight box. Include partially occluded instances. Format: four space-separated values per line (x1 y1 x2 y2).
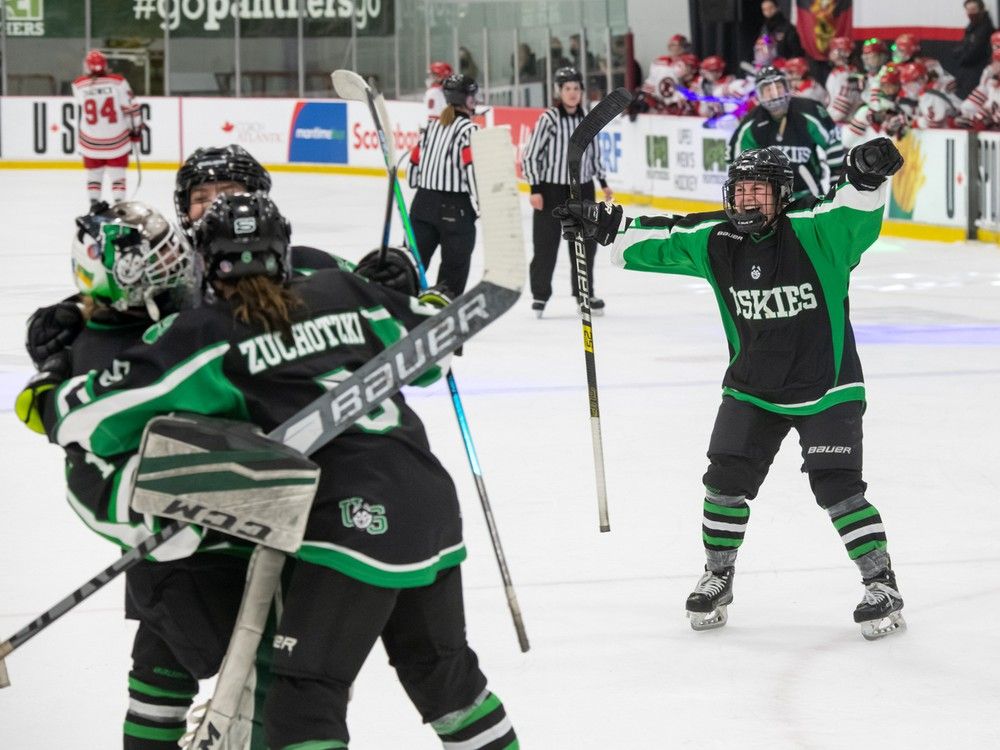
760 11 802 59
953 12 996 99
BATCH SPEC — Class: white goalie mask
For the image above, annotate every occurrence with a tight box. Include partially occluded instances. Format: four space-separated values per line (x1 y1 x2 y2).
72 201 194 321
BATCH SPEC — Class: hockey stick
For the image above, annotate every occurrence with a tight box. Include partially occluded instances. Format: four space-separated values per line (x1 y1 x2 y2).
182 125 525 748
568 87 632 534
333 69 530 652
0 142 525 689
130 138 143 198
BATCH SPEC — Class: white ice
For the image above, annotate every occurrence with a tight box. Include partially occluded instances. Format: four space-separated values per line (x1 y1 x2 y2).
1 168 999 749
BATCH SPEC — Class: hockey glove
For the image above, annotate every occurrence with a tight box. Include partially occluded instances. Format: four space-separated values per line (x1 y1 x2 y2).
355 246 420 297
26 300 84 369
15 350 70 435
130 123 148 143
846 137 904 191
552 199 624 246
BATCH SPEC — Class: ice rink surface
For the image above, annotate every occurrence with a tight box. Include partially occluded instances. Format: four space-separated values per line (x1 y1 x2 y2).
1 168 999 748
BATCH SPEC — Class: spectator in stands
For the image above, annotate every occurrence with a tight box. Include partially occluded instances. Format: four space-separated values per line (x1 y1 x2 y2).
459 46 479 82
760 0 802 59
612 35 643 90
570 33 598 74
785 57 829 105
953 0 995 98
550 37 572 70
513 43 539 83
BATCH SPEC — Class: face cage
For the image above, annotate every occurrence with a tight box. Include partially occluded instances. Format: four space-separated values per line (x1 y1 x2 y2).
758 83 791 115
722 177 789 229
110 225 194 312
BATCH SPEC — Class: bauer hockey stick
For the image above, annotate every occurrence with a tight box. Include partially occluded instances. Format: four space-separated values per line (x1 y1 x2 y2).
568 87 632 534
182 127 526 747
0 136 525 689
333 68 530 652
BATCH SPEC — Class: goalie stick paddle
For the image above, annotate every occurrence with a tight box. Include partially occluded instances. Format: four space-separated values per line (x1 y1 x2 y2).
0 135 525 690
568 86 631 534
181 126 524 749
333 68 530 652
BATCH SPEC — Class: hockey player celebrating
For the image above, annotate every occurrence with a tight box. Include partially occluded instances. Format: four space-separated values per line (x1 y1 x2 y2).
425 60 454 120
33 192 519 748
728 65 844 199
554 138 907 641
71 49 143 207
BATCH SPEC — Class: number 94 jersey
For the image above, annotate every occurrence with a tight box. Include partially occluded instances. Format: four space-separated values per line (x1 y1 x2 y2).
71 73 140 160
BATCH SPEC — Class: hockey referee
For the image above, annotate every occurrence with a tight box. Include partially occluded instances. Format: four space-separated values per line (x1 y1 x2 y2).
728 65 845 200
407 74 479 295
522 66 612 317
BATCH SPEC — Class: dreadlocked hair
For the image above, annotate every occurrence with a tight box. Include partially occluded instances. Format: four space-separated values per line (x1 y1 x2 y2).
226 275 302 335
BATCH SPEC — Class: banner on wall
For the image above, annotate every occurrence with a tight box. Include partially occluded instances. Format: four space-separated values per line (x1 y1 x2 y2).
852 0 967 40
796 0 852 61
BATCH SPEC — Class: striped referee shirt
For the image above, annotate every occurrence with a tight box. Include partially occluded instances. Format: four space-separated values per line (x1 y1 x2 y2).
521 104 608 191
408 112 478 208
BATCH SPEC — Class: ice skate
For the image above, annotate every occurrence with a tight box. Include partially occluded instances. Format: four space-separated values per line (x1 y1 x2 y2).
531 300 546 318
578 296 605 316
685 566 734 631
854 568 906 641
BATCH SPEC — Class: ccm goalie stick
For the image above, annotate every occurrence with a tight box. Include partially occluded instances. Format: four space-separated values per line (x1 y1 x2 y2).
0 128 525 692
332 68 530 652
181 125 525 748
568 86 632 534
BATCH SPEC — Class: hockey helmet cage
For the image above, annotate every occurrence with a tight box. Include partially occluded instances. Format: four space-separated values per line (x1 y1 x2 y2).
723 147 794 234
755 65 791 115
72 201 194 320
195 193 292 285
84 49 107 75
175 145 273 229
442 74 479 107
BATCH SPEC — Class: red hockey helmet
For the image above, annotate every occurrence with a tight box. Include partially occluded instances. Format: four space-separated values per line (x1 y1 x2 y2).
678 53 700 71
880 63 901 88
700 55 727 75
897 60 928 86
84 49 107 75
893 33 920 62
669 34 690 49
784 57 810 79
428 61 454 81
829 37 854 54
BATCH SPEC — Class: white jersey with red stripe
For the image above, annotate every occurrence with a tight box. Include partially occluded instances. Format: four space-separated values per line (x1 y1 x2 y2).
920 57 958 96
71 74 140 159
908 86 959 129
424 85 446 120
641 56 695 115
976 78 1000 126
792 79 830 106
825 65 864 123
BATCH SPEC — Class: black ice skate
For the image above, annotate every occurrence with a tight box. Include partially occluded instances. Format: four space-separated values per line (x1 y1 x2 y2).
686 566 734 631
531 300 546 319
854 568 906 641
578 297 605 316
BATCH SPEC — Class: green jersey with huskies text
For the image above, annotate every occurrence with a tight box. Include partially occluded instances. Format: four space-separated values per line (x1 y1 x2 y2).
49 269 463 588
728 97 845 199
611 180 887 415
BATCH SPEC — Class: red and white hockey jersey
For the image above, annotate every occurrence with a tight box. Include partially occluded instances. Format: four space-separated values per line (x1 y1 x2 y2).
825 65 864 123
424 85 446 120
792 79 830 106
640 56 696 115
71 73 140 160
908 86 960 129
695 75 749 118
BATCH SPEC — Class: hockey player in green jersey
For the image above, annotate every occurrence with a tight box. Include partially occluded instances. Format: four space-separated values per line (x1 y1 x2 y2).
729 65 845 200
30 193 518 749
554 137 906 641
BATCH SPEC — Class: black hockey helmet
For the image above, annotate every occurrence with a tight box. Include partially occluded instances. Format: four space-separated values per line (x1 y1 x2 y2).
442 74 479 107
554 66 584 87
194 193 292 284
754 65 791 116
175 145 272 229
722 147 794 234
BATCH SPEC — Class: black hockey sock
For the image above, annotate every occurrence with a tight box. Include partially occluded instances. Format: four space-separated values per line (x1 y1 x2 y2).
826 494 889 577
702 488 750 570
432 690 518 749
123 664 197 749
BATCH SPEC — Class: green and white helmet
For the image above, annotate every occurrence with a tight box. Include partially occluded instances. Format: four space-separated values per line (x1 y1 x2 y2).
72 201 194 320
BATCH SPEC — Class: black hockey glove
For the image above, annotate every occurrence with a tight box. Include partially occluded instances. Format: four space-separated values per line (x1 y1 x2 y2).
552 199 624 246
15 350 71 435
26 300 84 369
355 246 420 297
846 137 904 191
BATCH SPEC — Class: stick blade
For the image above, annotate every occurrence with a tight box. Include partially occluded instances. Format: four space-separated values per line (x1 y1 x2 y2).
331 69 369 102
471 127 525 293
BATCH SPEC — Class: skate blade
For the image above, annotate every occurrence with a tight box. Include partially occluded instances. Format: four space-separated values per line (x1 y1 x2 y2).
535 310 544 319
860 610 906 641
688 604 728 631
